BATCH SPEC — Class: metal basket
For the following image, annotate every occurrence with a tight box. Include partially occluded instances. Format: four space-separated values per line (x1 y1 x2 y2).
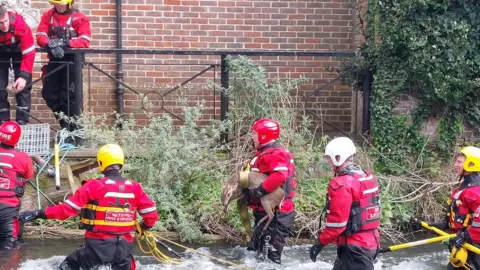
16 123 51 156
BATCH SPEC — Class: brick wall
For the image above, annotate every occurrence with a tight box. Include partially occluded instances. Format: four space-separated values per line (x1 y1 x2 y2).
19 0 358 132
393 95 478 144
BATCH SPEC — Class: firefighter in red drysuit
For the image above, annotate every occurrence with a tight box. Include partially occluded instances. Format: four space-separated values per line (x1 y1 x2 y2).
245 118 297 264
0 121 34 249
20 144 159 270
417 146 480 269
0 6 36 125
310 137 381 270
36 0 90 137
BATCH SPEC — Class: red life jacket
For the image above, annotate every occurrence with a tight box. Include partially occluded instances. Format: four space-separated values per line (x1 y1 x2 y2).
0 152 26 198
79 177 138 234
0 13 18 47
326 168 381 235
447 176 480 230
48 10 78 40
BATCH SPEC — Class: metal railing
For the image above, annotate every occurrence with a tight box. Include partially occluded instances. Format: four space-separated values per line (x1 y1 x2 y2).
0 47 366 141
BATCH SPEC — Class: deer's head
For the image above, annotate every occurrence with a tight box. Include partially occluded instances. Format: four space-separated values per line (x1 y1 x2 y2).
221 172 245 213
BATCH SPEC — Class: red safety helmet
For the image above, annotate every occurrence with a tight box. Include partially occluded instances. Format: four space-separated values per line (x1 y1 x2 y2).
0 121 21 147
252 118 280 144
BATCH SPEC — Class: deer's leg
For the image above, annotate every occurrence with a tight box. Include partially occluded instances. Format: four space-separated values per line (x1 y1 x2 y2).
262 205 276 232
237 197 252 239
254 215 269 231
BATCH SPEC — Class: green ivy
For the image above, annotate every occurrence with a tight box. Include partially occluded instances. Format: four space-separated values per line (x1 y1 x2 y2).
350 0 480 173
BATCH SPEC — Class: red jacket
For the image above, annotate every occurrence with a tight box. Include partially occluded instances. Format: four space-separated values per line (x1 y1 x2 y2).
449 174 480 242
447 187 471 232
0 146 34 209
318 165 380 250
0 11 35 79
45 174 158 242
36 8 91 49
248 142 296 213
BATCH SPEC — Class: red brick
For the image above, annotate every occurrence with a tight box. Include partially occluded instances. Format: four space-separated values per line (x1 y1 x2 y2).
245 43 261 49
218 1 235 7
137 5 154 10
165 0 181 5
92 10 109 16
27 0 356 133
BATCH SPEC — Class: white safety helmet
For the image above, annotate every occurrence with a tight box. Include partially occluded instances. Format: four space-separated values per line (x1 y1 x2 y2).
324 137 356 167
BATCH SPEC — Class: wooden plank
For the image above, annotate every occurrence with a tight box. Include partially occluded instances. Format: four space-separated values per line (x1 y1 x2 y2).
65 164 81 193
60 148 98 159
20 164 80 212
70 159 98 175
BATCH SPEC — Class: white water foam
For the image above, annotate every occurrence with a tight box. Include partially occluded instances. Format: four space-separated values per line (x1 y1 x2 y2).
16 244 450 270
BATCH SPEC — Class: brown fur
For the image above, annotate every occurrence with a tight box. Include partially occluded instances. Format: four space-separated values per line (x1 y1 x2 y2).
221 171 285 238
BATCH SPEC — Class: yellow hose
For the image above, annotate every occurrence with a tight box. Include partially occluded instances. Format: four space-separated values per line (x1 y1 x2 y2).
417 219 480 255
380 234 456 253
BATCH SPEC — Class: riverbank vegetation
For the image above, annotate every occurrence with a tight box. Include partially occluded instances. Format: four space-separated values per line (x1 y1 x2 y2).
27 53 469 245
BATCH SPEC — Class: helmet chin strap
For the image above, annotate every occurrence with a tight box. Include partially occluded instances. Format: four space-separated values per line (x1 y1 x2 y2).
333 157 343 176
333 166 340 176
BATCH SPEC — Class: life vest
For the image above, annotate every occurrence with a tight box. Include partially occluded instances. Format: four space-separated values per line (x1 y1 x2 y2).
249 142 296 201
447 174 480 230
79 177 137 234
325 167 381 236
0 152 26 198
48 11 78 40
0 14 18 47
448 190 472 230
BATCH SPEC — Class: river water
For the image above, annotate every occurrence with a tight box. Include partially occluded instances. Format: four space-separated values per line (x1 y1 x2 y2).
0 236 451 270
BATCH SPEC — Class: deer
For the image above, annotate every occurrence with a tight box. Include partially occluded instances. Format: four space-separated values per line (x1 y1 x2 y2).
221 170 285 240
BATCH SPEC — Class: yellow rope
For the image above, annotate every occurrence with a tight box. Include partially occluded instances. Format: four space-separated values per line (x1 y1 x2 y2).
135 221 252 269
135 221 183 265
136 231 183 265
153 233 254 270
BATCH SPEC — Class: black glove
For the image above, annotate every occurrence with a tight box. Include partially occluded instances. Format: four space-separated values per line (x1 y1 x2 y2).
136 222 151 237
407 218 423 231
409 218 448 231
140 222 151 230
50 46 65 58
451 230 471 248
47 39 67 59
250 185 267 200
19 209 46 223
309 239 325 262
47 38 67 49
429 220 449 230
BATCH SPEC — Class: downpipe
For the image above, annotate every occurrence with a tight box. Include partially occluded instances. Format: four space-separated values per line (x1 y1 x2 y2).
115 0 124 117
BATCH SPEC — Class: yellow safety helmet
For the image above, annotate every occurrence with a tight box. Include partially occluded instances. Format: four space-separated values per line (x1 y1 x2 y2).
97 144 125 172
49 0 73 9
450 246 468 268
459 146 480 172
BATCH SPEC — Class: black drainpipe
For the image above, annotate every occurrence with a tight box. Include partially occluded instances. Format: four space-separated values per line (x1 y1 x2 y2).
115 0 124 116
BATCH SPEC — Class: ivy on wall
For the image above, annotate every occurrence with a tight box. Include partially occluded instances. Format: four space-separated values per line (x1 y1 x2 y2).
355 0 480 173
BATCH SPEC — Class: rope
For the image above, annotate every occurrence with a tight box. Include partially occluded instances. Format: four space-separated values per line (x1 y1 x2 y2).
152 233 254 270
34 128 81 208
136 231 183 265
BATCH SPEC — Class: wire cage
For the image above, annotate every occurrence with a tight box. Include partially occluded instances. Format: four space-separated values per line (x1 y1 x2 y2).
15 123 51 156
